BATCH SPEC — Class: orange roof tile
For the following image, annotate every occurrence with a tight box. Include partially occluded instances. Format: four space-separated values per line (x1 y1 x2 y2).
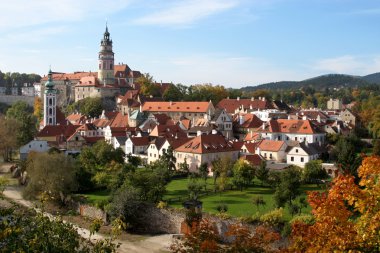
258 140 285 152
217 98 273 114
142 101 211 113
175 134 238 154
258 119 318 134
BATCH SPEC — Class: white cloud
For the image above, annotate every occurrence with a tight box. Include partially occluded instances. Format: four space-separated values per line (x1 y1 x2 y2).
0 0 132 31
134 0 238 26
313 55 380 75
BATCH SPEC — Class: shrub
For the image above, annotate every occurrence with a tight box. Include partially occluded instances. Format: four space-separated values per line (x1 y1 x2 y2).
259 208 284 227
216 203 228 213
289 214 315 225
251 212 261 223
215 212 231 220
157 201 168 209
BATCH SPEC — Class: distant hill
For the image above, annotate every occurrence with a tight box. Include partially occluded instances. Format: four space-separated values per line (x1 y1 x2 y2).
361 72 380 84
241 73 378 92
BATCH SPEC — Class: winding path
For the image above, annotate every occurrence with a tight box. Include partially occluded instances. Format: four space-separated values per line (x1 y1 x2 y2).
1 164 172 253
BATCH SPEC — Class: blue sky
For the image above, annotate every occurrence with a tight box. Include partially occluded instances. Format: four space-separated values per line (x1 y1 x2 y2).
0 0 379 88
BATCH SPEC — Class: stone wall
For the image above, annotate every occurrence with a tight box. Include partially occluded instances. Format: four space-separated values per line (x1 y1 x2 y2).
77 204 107 223
0 95 34 106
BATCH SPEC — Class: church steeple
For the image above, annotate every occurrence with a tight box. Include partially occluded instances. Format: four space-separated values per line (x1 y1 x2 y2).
43 68 57 127
98 23 115 85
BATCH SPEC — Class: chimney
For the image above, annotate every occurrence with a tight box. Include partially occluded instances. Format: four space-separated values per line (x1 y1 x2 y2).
170 101 173 106
197 130 202 136
212 129 217 134
262 122 265 130
237 97 240 101
251 97 254 101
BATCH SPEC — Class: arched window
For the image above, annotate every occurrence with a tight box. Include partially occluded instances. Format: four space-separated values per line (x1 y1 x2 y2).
49 98 52 105
49 108 52 115
49 118 52 124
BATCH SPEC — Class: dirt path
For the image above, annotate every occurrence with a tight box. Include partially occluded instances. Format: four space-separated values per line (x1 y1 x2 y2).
0 163 172 253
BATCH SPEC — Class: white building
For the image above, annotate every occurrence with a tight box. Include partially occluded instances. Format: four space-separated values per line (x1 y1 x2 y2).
286 141 322 168
257 119 325 144
252 109 288 122
20 140 50 160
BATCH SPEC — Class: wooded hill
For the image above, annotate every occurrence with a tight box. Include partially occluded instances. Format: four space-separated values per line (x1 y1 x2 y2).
241 73 380 92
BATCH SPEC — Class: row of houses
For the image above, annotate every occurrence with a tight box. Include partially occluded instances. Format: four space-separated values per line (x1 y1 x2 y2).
21 95 353 174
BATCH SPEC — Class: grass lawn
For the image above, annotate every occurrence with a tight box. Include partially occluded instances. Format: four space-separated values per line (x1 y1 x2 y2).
164 177 323 221
77 189 110 205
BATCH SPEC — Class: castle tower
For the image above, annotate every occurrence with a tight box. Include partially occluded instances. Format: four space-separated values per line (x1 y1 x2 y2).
98 24 115 85
43 69 57 126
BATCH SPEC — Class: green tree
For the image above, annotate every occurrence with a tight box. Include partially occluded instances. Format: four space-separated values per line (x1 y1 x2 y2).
198 163 209 184
23 152 78 202
302 160 328 183
187 177 205 200
211 157 233 188
232 159 255 191
161 146 177 171
274 166 301 207
163 84 183 101
255 161 269 186
77 141 125 191
372 139 380 156
6 101 36 146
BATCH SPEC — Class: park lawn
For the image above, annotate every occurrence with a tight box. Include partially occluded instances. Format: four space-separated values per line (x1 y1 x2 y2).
164 177 322 221
78 189 110 205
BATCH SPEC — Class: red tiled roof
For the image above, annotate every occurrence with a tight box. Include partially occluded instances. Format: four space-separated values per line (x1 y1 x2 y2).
175 134 238 154
83 136 104 144
241 154 264 166
109 112 129 128
236 114 263 129
217 98 273 114
243 142 258 153
142 101 211 113
244 132 260 142
129 136 150 146
259 119 317 134
37 125 80 138
149 124 187 138
258 140 285 152
41 72 97 82
66 113 87 125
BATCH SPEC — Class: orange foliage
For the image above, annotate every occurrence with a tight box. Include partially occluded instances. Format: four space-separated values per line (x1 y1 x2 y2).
290 156 380 252
171 219 281 253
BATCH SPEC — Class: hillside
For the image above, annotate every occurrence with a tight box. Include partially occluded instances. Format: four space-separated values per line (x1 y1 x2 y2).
361 72 380 84
241 73 377 92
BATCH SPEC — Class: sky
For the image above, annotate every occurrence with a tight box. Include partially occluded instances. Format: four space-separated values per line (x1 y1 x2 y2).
0 0 379 88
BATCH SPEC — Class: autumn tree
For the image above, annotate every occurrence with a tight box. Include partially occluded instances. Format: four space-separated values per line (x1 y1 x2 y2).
33 96 43 122
290 156 380 252
170 219 221 253
137 73 161 97
23 152 78 201
0 115 19 161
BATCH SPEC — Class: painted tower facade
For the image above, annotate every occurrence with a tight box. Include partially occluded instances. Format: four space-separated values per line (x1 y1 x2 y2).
98 25 115 85
43 69 58 126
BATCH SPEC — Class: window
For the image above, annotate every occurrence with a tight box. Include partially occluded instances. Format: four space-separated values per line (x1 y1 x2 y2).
295 149 298 153
269 153 272 159
49 98 52 105
301 157 304 162
291 157 294 161
295 137 298 141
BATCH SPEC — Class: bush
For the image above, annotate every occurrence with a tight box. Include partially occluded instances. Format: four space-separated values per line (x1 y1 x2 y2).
289 214 315 225
215 212 231 220
216 203 228 213
251 212 261 223
259 208 284 227
157 201 167 209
